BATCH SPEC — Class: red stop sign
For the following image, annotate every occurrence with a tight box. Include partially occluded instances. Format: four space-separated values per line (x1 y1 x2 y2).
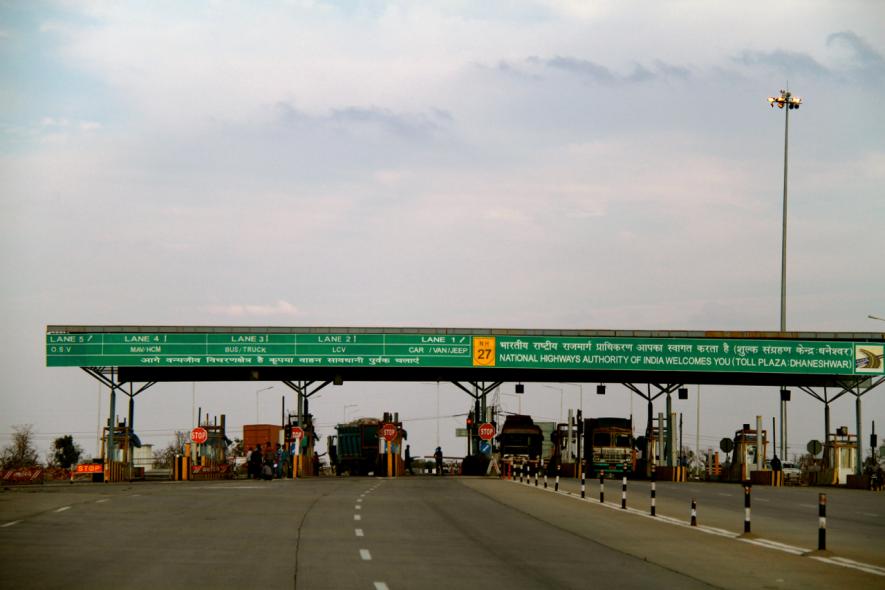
291 426 304 440
190 427 208 444
478 423 496 441
381 423 397 442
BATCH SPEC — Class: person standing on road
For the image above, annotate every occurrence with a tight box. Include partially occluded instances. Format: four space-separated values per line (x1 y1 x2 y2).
434 446 443 476
405 445 414 475
249 445 262 479
275 443 284 479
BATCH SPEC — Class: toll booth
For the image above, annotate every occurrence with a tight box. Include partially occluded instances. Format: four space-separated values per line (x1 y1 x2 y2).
705 449 721 480
643 424 686 481
551 422 576 476
101 421 141 482
723 425 769 483
190 414 232 480
287 412 319 477
645 425 662 476
809 427 857 486
378 412 405 477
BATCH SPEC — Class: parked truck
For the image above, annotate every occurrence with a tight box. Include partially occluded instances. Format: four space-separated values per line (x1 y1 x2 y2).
497 414 544 462
584 417 636 478
327 418 382 476
328 415 405 476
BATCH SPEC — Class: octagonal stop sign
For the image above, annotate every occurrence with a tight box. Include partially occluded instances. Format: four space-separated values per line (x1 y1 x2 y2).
478 422 496 441
291 426 304 440
190 427 208 444
381 423 397 442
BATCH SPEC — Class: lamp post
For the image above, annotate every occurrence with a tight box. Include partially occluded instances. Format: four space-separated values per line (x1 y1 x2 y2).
255 385 274 423
769 88 801 466
768 88 802 332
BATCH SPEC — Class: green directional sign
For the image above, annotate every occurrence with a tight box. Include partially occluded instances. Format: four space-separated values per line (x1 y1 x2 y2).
45 331 883 376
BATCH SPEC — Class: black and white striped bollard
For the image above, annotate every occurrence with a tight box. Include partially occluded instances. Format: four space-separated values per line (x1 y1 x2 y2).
743 484 752 534
555 463 560 492
621 475 627 509
543 460 548 489
580 470 586 499
599 472 605 503
534 463 539 487
818 493 827 551
650 470 656 516
690 498 697 526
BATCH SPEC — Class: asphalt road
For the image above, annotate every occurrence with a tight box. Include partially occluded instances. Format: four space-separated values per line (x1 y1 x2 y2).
546 475 885 566
1 477 883 589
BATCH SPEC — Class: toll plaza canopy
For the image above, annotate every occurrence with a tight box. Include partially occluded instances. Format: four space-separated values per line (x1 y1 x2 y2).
46 326 885 387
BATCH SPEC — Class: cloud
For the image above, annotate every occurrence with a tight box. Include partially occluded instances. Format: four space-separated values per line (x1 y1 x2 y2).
827 31 885 80
652 60 691 81
330 105 451 138
272 101 452 141
496 56 691 85
734 49 829 78
540 55 617 83
203 300 301 318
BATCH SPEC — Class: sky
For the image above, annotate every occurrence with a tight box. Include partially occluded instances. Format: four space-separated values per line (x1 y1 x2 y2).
1 1 884 464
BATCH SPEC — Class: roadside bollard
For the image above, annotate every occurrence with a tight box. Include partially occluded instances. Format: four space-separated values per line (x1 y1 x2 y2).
600 473 605 503
650 470 656 516
691 498 697 526
534 464 539 487
744 484 752 534
621 475 627 509
543 460 548 489
555 463 560 492
818 493 827 551
581 470 586 499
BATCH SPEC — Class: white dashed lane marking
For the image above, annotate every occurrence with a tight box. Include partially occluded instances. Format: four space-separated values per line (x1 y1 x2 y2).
54 506 71 513
96 499 109 504
374 583 389 590
355 528 364 537
354 514 362 521
360 549 372 561
2 521 22 528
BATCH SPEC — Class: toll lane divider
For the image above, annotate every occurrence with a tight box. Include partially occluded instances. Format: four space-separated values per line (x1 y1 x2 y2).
504 477 885 578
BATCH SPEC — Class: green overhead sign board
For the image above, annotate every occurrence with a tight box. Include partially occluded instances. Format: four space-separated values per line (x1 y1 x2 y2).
46 332 883 376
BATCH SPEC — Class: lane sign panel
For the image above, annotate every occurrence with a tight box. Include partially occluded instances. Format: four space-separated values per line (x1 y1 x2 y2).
45 331 883 377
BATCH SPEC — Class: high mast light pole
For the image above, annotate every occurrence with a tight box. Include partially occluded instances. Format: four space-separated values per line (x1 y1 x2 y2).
768 88 802 332
768 87 802 463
